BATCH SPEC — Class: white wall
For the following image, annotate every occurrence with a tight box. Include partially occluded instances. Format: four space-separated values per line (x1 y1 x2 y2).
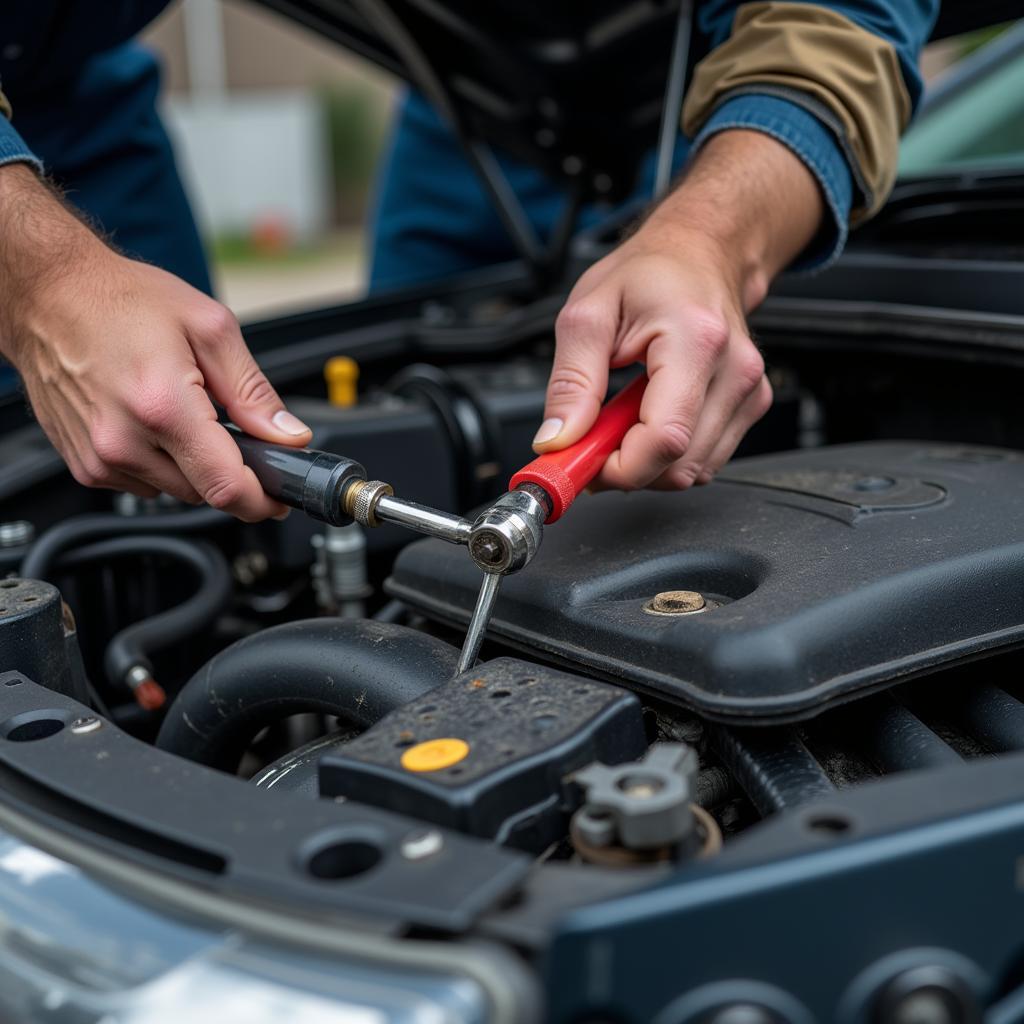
162 91 330 243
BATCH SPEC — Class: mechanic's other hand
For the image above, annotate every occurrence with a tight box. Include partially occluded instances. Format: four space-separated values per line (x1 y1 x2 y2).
535 234 771 491
0 164 311 521
533 129 825 492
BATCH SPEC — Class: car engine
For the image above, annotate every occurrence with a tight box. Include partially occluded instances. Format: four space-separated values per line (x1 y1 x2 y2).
3 282 1024 1022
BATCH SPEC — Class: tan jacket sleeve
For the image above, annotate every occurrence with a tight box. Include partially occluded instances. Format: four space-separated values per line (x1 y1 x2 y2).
682 2 912 222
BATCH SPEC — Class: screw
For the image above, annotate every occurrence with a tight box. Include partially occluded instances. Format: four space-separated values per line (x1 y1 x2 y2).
400 829 444 861
70 717 102 735
647 590 707 615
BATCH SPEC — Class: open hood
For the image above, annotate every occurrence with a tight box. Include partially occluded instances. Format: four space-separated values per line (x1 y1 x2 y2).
257 0 1020 208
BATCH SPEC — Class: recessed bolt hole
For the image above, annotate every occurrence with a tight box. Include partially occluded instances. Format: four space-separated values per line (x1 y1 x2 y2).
533 713 558 731
418 705 436 714
0 581 18 589
502 748 516 757
805 813 853 836
573 687 589 695
490 689 511 699
306 839 382 880
394 737 415 748
517 677 537 686
21 596 37 603
2 714 66 742
449 767 464 776
4 679 21 686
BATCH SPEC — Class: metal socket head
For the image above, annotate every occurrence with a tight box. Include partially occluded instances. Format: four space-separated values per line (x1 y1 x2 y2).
468 489 546 575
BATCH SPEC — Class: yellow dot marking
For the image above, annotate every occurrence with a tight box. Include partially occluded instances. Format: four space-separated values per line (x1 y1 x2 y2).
401 738 470 773
324 356 359 408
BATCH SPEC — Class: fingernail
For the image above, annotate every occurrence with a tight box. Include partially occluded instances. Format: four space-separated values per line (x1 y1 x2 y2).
272 409 310 436
532 418 563 446
272 509 291 521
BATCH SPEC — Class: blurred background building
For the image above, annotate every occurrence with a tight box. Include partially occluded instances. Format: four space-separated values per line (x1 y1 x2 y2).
142 3 1020 321
144 0 396 318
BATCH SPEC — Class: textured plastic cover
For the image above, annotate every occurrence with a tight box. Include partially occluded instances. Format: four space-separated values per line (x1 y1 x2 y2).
388 442 1024 723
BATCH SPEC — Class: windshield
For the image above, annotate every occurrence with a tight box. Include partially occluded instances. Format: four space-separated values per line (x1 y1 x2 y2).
900 19 1024 177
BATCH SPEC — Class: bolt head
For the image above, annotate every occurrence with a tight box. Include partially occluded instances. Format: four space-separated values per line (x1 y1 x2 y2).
650 590 707 614
70 716 102 735
470 534 505 567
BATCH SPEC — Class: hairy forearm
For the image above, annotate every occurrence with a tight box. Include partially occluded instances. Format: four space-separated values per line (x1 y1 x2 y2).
638 129 825 310
0 163 108 354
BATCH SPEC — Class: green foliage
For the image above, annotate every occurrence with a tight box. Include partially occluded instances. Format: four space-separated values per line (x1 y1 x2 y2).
320 83 390 222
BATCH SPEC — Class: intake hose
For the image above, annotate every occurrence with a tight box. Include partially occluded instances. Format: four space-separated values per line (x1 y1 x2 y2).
56 536 233 708
156 619 459 773
20 505 229 581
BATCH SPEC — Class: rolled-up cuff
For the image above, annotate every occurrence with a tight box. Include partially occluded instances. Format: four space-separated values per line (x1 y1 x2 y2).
692 93 854 271
0 117 43 173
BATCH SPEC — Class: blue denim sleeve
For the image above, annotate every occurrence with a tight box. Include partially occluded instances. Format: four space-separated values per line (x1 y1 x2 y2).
692 93 854 270
0 111 42 172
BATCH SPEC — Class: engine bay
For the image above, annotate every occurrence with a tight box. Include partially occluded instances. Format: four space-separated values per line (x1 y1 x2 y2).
3 284 1024 1022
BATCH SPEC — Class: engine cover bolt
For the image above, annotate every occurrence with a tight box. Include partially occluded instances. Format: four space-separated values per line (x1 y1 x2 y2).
646 590 707 615
400 828 445 861
70 716 102 735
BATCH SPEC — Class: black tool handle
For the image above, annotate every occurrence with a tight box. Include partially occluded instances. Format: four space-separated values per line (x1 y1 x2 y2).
227 426 366 526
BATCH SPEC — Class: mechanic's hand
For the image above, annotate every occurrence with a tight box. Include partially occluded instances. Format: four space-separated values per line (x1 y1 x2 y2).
533 129 825 491
0 164 311 521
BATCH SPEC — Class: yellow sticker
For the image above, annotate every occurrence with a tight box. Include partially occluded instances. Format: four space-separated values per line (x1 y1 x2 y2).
401 738 470 773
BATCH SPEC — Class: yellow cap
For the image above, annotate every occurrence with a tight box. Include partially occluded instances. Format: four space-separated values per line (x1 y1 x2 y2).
400 737 470 773
324 356 359 407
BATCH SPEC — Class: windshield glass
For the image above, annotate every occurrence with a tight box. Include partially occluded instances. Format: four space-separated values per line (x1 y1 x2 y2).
900 20 1024 177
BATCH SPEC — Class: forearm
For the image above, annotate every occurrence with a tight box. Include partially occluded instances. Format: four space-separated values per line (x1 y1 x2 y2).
0 163 109 357
637 128 824 310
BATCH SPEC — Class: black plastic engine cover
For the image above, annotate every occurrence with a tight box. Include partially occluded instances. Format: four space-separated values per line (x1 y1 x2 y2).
388 442 1024 723
319 658 645 851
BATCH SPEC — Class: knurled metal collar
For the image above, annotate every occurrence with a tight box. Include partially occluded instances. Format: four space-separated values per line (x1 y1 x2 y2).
346 480 393 527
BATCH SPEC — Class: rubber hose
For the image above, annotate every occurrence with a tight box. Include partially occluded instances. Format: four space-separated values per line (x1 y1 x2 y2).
709 725 834 817
20 505 229 581
56 535 233 690
156 618 459 773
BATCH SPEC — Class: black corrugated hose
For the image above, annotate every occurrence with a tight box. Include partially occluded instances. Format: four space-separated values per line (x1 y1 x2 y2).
54 535 233 704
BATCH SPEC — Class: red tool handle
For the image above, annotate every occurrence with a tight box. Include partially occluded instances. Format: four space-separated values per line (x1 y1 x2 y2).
510 374 647 523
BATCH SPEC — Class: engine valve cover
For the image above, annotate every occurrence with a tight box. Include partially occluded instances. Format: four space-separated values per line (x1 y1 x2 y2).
388 442 1024 723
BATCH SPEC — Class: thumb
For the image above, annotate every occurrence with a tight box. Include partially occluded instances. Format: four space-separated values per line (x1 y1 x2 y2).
192 304 312 446
534 297 614 452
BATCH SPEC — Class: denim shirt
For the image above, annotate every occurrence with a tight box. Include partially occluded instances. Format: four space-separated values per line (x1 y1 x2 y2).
1 1 939 284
